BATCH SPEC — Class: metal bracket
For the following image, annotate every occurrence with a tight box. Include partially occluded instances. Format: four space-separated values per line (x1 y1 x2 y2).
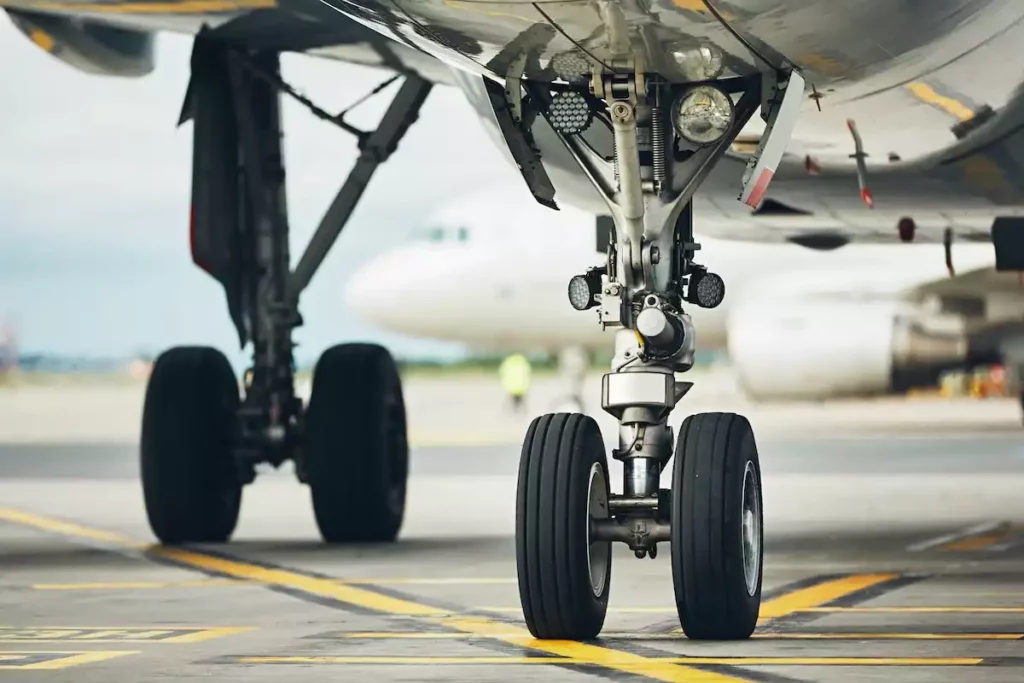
483 77 558 209
288 75 433 299
601 372 675 419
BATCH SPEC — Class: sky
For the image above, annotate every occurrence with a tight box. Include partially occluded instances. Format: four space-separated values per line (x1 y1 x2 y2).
0 20 533 366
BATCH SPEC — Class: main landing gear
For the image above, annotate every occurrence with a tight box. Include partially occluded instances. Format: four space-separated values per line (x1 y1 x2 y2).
510 56 804 638
140 33 428 545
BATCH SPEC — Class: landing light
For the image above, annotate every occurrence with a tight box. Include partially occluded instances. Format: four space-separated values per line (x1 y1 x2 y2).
673 85 734 146
687 269 725 309
568 269 602 311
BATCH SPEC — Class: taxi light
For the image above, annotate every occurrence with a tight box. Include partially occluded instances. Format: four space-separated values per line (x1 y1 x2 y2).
687 269 725 309
568 268 603 311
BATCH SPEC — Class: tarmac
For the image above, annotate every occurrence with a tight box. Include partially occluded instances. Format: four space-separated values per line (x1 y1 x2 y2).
0 372 1022 681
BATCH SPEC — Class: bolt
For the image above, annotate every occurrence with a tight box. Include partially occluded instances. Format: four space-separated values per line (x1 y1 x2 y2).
610 101 633 123
651 247 660 264
634 549 646 559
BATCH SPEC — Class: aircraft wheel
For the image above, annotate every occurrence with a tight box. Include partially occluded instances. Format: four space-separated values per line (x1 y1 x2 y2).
141 346 242 545
516 413 611 640
305 343 408 543
671 412 763 639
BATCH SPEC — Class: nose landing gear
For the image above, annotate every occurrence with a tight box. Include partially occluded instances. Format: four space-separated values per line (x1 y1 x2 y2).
511 51 800 638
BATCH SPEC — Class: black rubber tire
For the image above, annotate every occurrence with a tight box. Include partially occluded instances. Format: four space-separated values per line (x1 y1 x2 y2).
305 343 408 543
671 412 763 640
516 413 611 640
140 346 242 545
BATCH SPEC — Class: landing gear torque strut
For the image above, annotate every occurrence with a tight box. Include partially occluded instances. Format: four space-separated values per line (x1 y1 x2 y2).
141 33 429 545
514 58 802 638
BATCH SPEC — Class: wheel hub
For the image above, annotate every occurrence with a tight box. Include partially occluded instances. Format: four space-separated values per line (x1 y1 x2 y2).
586 462 611 598
741 460 761 597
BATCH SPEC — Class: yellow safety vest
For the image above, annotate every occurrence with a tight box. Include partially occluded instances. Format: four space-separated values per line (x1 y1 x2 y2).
499 354 531 396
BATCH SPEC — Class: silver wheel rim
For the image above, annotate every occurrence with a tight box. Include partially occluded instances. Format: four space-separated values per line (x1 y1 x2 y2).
586 462 610 598
741 460 761 597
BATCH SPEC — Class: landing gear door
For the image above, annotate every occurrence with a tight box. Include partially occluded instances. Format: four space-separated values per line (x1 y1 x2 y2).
182 36 246 345
738 70 805 208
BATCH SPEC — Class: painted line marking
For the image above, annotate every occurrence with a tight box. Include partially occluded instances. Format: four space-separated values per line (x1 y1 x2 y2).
353 578 518 585
0 651 137 670
334 631 1024 641
805 607 1024 613
485 573 902 630
757 573 899 621
31 577 516 591
0 508 749 683
942 524 1013 551
907 521 1005 551
479 606 676 614
0 508 136 546
231 655 983 666
33 579 252 591
0 626 253 643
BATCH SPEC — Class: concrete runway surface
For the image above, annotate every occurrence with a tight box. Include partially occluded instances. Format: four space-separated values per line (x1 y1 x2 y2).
0 379 1023 681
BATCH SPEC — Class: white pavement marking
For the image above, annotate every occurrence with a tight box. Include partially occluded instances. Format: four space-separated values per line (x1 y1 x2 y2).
907 521 1002 552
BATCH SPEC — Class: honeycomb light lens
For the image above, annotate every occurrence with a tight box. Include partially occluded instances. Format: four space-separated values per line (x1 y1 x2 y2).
688 270 725 309
548 91 593 135
568 275 594 310
673 85 734 146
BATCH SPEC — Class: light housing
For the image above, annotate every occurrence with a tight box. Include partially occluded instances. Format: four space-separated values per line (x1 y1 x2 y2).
673 85 735 146
548 90 593 135
686 269 726 309
567 267 603 311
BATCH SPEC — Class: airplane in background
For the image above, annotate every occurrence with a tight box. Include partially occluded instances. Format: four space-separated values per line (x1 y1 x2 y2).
346 191 1022 408
11 0 1024 642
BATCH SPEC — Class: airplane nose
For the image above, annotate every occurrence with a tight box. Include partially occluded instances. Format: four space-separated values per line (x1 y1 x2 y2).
343 255 398 326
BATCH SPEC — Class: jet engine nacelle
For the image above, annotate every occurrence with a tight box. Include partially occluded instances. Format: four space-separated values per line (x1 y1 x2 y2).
6 9 154 77
727 299 971 401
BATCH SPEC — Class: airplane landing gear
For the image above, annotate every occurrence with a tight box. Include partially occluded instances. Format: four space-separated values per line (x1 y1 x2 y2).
305 344 408 543
141 346 241 544
507 48 801 638
671 413 762 639
140 33 429 545
516 413 611 639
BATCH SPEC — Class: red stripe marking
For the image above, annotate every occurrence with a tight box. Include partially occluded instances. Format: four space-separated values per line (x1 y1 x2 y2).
861 187 874 208
745 168 775 207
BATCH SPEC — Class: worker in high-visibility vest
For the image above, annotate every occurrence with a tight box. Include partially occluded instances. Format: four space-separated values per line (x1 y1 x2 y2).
499 353 532 412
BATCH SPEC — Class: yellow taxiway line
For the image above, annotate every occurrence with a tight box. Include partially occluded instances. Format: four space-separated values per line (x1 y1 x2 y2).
236 655 983 666
0 508 745 682
758 573 898 621
0 651 138 670
0 507 1012 676
31 577 518 591
338 631 1022 641
806 606 1024 613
